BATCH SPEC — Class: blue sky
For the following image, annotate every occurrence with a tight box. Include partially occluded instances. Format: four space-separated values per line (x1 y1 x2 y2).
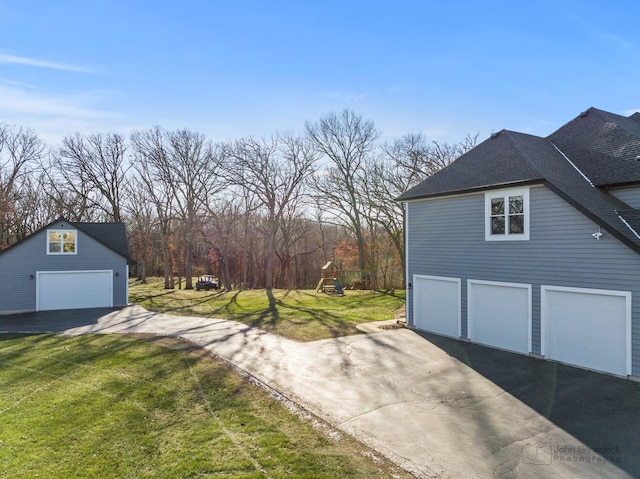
1 1 639 147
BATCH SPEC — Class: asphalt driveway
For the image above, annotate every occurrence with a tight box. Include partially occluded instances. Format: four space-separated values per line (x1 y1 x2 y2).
2 306 639 478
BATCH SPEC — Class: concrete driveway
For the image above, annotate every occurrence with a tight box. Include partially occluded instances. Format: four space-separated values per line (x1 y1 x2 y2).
2 306 639 478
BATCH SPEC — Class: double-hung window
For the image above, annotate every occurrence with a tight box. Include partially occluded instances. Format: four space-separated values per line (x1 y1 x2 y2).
47 230 77 254
485 188 530 241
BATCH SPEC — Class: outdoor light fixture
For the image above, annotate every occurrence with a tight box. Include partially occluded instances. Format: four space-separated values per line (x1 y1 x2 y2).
115 272 120 277
592 227 603 240
29 274 34 280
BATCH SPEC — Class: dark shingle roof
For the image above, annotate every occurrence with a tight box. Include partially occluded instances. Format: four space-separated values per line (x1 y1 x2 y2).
548 107 640 186
397 130 544 200
73 222 133 262
398 108 640 253
617 209 640 237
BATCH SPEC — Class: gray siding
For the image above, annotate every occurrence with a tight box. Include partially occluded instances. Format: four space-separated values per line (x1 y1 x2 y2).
0 222 129 313
610 186 640 208
406 185 640 376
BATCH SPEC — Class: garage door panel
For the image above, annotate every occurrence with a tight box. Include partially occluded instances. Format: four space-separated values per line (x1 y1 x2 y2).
413 275 460 338
469 281 530 354
543 287 630 376
38 271 112 311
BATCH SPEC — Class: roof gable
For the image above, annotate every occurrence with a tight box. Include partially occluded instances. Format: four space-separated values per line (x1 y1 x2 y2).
398 108 640 254
0 217 134 264
397 130 544 200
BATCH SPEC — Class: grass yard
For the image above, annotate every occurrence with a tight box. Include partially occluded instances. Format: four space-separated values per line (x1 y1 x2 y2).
129 278 406 341
0 333 412 479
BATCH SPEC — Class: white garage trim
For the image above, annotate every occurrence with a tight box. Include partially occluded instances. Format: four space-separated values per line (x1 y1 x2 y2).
413 274 461 338
541 285 631 376
37 270 113 311
468 280 531 354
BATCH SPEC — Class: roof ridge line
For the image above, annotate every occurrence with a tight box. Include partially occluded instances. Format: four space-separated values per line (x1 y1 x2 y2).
616 213 640 241
501 131 547 179
550 143 595 187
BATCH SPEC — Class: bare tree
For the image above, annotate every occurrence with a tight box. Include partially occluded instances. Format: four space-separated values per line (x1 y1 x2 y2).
130 127 176 289
0 124 44 247
122 176 157 283
54 132 130 222
165 129 224 289
363 132 479 284
222 134 317 296
131 127 223 289
2 115 482 291
203 199 237 292
12 172 57 239
306 109 379 279
275 208 308 289
383 132 478 184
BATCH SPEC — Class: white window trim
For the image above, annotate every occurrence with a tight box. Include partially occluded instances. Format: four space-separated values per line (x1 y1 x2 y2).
484 187 530 241
47 229 78 255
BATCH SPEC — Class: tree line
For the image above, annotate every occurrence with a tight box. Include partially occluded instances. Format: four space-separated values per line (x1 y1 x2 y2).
0 109 476 290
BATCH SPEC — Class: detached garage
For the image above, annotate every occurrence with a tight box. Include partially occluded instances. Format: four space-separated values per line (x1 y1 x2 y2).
0 217 134 315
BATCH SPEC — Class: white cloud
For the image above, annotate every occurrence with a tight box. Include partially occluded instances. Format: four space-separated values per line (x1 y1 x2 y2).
1 78 37 89
0 53 91 73
0 84 113 118
0 82 126 146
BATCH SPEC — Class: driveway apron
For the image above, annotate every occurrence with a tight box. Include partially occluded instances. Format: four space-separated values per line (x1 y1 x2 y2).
2 305 639 479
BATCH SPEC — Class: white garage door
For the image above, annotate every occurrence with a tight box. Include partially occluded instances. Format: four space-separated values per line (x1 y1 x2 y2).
468 280 531 354
413 275 460 338
37 271 113 311
542 286 631 376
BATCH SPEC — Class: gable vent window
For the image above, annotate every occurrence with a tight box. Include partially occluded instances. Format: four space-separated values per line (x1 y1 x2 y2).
485 188 530 241
48 230 77 254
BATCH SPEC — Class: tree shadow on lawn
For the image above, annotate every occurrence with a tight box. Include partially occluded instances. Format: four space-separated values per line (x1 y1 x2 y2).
128 289 176 303
140 289 291 334
146 290 230 315
243 289 360 341
136 288 387 341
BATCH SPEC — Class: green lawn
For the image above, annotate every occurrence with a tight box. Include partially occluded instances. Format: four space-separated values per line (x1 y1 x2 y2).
0 333 412 479
129 279 406 341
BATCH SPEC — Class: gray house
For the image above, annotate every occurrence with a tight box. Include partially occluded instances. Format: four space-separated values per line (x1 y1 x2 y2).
0 217 134 314
398 107 640 378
